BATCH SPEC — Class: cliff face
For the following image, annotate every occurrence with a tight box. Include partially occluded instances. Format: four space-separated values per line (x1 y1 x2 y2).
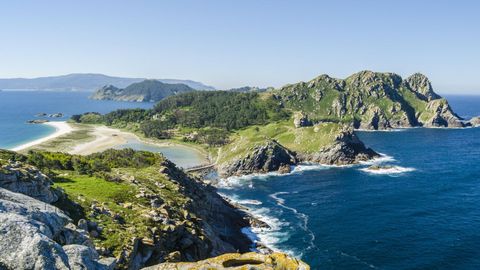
0 150 261 270
275 71 464 130
218 140 297 177
90 80 195 102
0 161 58 203
297 126 379 165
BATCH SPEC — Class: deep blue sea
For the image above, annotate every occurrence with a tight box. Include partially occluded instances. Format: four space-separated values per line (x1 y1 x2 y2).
0 91 153 149
1 91 480 269
219 95 480 270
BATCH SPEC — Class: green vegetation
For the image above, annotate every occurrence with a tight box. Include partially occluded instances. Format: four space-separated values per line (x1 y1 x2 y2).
91 79 195 102
153 91 290 130
68 71 456 170
217 121 341 165
0 148 213 263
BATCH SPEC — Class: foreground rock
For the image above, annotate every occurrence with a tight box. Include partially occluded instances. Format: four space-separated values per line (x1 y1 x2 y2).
142 252 310 270
0 187 115 269
0 160 58 203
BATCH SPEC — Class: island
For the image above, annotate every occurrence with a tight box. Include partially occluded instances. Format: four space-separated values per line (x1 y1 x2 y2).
90 80 196 102
74 70 471 178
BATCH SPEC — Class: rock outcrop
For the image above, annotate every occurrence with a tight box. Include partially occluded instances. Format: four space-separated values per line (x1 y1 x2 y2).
422 99 464 128
142 252 310 270
298 127 379 165
0 187 115 270
0 161 58 203
404 73 441 101
219 140 297 177
469 116 480 127
293 111 312 128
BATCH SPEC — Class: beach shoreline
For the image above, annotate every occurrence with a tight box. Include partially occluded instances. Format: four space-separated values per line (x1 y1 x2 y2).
10 121 74 152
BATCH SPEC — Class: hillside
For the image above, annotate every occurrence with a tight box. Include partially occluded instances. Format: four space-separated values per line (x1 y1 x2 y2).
90 80 196 102
274 71 464 129
0 73 215 91
0 149 268 269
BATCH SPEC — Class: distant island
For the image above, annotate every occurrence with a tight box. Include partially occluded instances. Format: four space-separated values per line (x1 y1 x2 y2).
74 70 475 177
90 80 196 102
0 73 215 92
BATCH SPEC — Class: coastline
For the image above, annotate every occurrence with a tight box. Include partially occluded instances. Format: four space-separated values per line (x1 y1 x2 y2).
69 125 211 164
10 121 74 152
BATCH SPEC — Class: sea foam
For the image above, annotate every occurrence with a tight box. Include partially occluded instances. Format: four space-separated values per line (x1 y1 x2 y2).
360 166 416 175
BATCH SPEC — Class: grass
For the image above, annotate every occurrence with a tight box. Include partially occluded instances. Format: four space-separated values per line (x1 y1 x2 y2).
217 120 342 165
52 171 150 256
53 172 136 203
51 164 195 259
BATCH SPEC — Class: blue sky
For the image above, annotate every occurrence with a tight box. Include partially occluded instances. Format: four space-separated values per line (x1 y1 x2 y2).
0 0 479 93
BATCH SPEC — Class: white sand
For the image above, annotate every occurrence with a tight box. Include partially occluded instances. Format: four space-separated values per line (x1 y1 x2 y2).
69 125 135 155
11 121 74 151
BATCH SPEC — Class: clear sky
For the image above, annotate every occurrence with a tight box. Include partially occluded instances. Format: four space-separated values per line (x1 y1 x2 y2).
0 0 479 94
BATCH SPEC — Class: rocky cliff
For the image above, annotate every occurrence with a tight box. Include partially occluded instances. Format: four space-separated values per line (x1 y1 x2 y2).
0 149 283 269
218 140 297 177
274 71 465 130
90 80 195 102
0 160 116 269
297 126 379 165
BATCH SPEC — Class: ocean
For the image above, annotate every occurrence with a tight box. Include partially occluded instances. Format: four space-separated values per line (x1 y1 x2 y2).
0 91 152 149
1 91 479 269
219 95 480 269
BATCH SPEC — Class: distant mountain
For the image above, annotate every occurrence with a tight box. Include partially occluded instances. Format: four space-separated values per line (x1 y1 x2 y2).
0 73 215 91
90 80 195 102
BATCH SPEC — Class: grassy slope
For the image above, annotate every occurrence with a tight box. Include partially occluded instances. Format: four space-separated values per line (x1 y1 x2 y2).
51 161 193 258
217 120 341 165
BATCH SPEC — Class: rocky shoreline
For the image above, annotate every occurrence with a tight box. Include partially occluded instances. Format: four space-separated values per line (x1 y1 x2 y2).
0 149 309 269
217 126 379 178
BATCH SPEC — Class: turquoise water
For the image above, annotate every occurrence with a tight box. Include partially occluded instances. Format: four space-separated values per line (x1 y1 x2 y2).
219 96 480 269
115 139 207 168
0 91 206 167
0 91 152 149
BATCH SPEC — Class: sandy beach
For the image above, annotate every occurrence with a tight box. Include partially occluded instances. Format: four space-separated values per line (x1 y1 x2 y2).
11 121 74 151
69 125 138 155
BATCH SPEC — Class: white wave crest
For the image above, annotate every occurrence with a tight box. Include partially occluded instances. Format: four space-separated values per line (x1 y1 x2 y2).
269 192 317 252
360 153 396 165
360 165 416 175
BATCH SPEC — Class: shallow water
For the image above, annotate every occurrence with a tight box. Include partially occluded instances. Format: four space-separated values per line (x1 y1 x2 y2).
0 91 152 149
219 96 480 269
115 139 207 168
